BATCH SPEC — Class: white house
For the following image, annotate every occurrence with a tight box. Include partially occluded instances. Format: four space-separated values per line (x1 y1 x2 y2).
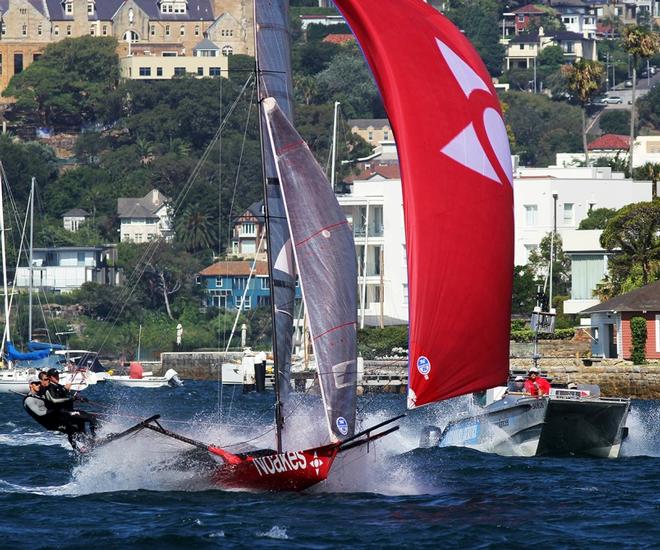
15 245 120 293
117 189 173 243
513 165 652 266
62 208 89 232
337 166 408 326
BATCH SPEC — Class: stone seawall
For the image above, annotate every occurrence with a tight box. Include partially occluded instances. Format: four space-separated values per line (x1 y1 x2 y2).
510 358 660 399
151 352 660 399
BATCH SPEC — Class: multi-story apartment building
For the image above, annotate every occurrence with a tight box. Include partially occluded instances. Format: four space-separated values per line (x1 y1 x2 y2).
0 0 254 96
349 119 393 148
338 165 408 327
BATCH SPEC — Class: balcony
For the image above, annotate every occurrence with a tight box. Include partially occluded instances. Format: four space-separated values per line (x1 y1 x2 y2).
353 224 384 238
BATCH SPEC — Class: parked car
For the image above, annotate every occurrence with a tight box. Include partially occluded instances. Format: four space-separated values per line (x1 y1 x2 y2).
625 80 633 88
602 96 623 104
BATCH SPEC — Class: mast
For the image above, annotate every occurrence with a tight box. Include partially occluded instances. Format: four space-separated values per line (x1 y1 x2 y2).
0 168 10 352
330 101 340 189
28 178 34 343
256 61 284 453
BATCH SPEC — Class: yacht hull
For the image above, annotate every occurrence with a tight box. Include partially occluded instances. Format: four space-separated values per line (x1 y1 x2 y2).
426 395 630 458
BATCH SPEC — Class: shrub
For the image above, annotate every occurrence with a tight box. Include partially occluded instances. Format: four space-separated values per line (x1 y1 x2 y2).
630 316 647 364
357 325 408 359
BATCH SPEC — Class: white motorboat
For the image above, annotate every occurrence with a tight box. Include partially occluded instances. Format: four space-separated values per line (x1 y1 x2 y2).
106 368 183 388
421 378 631 458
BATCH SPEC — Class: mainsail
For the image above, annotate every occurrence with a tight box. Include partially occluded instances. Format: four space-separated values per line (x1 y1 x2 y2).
334 0 514 408
262 98 358 442
255 0 297 444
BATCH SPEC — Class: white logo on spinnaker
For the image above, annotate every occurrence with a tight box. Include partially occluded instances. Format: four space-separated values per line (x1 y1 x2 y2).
435 37 512 185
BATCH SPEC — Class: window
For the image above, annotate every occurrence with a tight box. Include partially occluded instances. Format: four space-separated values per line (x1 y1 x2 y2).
384 130 389 140
165 25 171 37
21 25 27 36
102 25 107 36
222 45 233 56
236 296 251 310
215 277 223 288
209 67 221 76
90 26 95 36
403 283 408 305
123 233 130 241
65 2 73 14
368 131 373 141
524 244 537 263
13 53 23 75
197 66 203 76
67 25 72 36
139 67 152 77
77 252 86 264
54 25 60 36
19 8 27 15
524 204 538 226
260 277 269 290
124 30 139 43
563 203 574 225
258 296 270 307
571 255 606 300
135 234 142 243
518 15 525 22
156 67 163 76
37 25 43 36
88 2 94 14
234 277 247 290
162 51 177 57
242 222 256 236
195 25 200 36
33 53 41 62
174 67 186 76
519 43 524 50
150 25 155 36
180 25 185 36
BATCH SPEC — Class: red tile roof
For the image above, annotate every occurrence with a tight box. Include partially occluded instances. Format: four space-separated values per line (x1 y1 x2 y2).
588 134 631 151
344 164 401 183
322 33 355 45
199 261 268 277
513 4 545 14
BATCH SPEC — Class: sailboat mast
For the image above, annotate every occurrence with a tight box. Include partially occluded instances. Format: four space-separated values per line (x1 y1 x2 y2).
28 177 34 343
0 168 10 348
330 101 340 189
254 6 284 453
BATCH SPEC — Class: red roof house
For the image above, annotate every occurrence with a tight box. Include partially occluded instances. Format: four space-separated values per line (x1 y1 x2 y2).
588 134 631 152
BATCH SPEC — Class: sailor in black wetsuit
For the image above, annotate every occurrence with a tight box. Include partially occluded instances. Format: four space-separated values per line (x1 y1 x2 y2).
23 380 65 432
41 368 98 447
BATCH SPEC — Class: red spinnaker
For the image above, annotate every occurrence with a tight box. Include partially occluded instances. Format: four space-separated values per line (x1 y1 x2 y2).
334 0 514 408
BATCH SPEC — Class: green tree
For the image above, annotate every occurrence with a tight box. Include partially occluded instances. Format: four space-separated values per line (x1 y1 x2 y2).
314 46 381 118
637 80 660 130
512 265 538 315
578 207 617 229
175 206 216 253
600 200 660 287
537 46 565 73
633 162 660 198
562 60 605 165
599 110 631 134
503 91 582 166
528 233 571 297
4 36 120 125
621 25 660 170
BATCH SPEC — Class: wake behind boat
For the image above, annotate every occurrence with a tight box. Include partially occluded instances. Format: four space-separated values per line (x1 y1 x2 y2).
421 378 631 458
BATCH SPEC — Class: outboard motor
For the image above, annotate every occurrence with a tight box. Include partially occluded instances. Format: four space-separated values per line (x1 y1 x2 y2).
164 368 184 387
419 425 443 448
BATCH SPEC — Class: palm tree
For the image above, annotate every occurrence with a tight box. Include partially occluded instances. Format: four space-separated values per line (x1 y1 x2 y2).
621 25 660 172
562 60 605 166
175 206 215 253
639 162 660 199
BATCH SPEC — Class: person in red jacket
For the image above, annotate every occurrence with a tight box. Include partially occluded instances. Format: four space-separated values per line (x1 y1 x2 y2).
524 367 550 397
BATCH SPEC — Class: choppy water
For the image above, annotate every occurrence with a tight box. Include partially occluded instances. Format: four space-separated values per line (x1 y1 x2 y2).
1 381 659 549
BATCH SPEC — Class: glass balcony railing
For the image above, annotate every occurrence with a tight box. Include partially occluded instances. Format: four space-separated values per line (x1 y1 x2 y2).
353 224 384 238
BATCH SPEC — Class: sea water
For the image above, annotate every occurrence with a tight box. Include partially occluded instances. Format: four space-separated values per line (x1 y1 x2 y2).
1 382 658 549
